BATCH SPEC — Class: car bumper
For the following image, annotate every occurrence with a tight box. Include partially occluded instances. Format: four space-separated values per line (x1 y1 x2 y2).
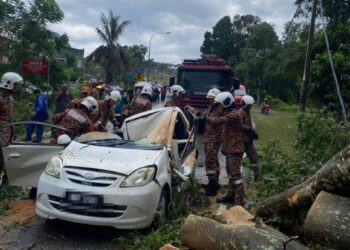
36 173 162 229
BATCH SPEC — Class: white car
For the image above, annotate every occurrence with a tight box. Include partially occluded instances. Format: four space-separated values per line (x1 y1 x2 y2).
35 107 197 229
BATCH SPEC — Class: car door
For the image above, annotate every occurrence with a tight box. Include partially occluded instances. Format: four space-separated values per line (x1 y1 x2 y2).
0 122 67 187
171 112 197 176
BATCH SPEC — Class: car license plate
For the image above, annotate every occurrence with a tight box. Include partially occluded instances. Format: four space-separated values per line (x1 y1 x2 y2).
66 192 103 205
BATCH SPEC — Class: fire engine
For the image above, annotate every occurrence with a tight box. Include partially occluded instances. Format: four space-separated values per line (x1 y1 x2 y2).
175 54 238 110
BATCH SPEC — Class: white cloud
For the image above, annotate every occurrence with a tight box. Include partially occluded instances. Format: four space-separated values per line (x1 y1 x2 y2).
52 0 297 64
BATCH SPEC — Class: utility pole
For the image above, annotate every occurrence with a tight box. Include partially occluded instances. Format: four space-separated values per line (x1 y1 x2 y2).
299 0 318 113
147 32 171 81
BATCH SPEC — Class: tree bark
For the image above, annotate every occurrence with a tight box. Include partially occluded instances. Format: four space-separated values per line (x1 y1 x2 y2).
304 191 350 249
256 145 350 219
181 214 307 250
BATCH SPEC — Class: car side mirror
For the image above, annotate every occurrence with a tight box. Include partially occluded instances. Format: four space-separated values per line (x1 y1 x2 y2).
57 134 72 145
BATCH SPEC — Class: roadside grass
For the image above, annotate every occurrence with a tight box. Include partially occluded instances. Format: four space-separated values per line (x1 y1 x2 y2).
252 106 297 154
0 185 27 216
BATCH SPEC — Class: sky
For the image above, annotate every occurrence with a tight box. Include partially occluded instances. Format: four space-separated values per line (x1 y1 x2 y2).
49 0 297 64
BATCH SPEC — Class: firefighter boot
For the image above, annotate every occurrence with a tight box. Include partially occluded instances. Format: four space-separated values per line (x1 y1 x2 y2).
204 176 219 196
216 194 235 204
252 164 261 182
233 181 245 206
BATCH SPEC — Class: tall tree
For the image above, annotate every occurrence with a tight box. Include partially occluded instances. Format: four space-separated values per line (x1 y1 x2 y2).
200 31 214 54
124 44 147 68
87 11 131 83
0 0 72 91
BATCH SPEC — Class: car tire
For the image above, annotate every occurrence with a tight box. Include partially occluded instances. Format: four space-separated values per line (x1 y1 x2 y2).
29 187 37 199
157 188 169 218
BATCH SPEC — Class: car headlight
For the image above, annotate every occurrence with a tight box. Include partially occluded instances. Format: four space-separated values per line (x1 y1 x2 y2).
45 156 63 179
120 165 156 187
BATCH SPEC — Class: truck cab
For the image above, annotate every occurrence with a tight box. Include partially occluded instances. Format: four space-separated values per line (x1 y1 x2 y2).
175 55 238 111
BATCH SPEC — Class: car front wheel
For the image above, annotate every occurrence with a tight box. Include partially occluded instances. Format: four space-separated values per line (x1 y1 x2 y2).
157 188 169 217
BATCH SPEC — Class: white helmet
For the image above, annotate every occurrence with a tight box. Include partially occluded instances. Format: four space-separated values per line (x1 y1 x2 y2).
206 88 221 99
141 86 153 97
171 85 185 96
241 95 255 108
57 134 72 144
81 96 98 114
214 92 235 108
106 90 121 102
0 72 23 90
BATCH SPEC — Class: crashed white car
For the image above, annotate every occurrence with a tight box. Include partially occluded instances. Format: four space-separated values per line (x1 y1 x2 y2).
35 107 197 229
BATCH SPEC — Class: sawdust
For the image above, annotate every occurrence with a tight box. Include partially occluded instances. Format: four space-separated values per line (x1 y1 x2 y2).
0 199 36 225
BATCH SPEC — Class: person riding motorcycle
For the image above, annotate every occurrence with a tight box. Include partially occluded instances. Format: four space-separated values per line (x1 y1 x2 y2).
261 98 270 115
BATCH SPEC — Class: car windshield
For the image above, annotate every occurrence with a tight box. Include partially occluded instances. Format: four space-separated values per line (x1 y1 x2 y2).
234 89 246 96
77 132 162 150
178 69 230 94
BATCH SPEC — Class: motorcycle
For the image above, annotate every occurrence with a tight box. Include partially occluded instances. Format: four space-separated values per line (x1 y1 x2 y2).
260 104 270 115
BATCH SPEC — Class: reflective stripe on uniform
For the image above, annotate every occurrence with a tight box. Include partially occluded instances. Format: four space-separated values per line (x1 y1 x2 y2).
233 178 243 186
206 170 217 176
67 110 86 124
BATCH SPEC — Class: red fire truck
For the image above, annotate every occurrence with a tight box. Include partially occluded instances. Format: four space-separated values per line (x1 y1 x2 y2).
175 55 238 110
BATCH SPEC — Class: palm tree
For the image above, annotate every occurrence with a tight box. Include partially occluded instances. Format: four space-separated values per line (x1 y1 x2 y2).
87 11 130 83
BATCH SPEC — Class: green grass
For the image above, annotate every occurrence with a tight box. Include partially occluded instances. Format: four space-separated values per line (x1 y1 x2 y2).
252 106 297 154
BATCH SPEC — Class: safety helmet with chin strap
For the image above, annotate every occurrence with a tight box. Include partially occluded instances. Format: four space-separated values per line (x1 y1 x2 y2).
106 90 121 102
241 95 255 108
206 88 221 99
214 92 235 108
0 72 23 90
141 86 153 97
81 96 98 115
170 85 185 96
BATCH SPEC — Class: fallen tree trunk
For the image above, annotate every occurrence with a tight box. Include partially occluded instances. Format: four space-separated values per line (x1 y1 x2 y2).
181 214 307 250
304 191 350 249
256 145 350 218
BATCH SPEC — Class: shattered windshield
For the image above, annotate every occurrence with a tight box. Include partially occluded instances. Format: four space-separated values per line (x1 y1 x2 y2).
77 132 162 150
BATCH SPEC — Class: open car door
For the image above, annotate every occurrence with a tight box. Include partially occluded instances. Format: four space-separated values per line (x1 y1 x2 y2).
0 122 69 187
170 112 197 177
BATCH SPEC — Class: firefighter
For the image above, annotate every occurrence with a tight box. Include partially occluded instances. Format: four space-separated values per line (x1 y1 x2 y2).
164 85 185 108
240 95 261 181
51 96 98 143
0 72 23 141
121 88 134 117
66 86 91 109
202 88 223 196
129 86 152 116
0 72 23 184
200 92 244 205
93 90 121 131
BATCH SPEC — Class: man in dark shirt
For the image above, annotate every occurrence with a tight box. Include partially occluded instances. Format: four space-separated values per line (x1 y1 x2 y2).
54 84 72 114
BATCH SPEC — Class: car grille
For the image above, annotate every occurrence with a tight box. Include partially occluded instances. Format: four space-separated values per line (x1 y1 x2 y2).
48 195 127 218
64 166 120 187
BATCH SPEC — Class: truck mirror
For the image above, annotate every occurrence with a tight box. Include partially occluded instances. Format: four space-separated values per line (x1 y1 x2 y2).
169 76 175 86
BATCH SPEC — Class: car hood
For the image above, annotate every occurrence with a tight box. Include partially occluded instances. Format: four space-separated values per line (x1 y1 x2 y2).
59 141 162 176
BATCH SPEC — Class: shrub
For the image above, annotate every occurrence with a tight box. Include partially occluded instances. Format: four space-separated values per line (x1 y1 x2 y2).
256 109 350 198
